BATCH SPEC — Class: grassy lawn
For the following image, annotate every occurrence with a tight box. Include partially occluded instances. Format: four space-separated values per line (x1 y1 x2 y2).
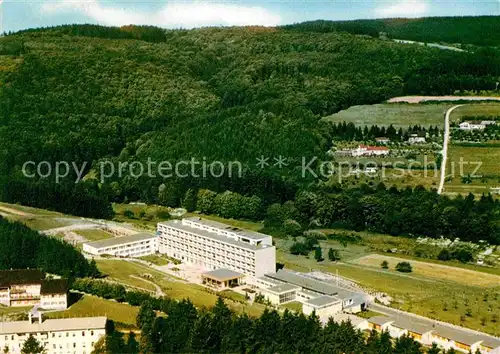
219 290 247 302
447 144 500 177
19 217 68 231
323 103 450 128
356 310 385 319
97 259 266 317
0 202 63 216
351 254 500 287
76 229 114 242
450 103 500 123
138 254 171 266
280 301 302 313
46 295 138 327
332 168 440 192
444 144 500 195
0 306 31 319
96 260 167 292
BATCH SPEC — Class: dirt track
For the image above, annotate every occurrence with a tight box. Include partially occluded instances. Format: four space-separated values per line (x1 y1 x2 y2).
0 205 31 216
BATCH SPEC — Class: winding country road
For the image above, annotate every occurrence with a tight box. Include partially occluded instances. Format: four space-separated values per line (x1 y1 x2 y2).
387 96 500 195
438 105 464 194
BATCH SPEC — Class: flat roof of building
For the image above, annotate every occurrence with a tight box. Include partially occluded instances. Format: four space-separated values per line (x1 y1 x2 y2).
432 325 484 346
368 316 393 326
477 335 500 349
304 295 341 308
159 220 273 251
257 276 282 286
183 217 270 241
202 268 244 282
266 283 301 294
83 232 156 249
391 317 433 335
265 269 358 299
0 269 45 287
0 317 107 334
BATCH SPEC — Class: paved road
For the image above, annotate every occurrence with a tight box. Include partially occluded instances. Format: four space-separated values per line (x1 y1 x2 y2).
438 104 464 194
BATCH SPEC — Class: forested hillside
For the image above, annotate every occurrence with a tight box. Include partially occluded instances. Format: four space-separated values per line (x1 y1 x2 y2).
0 24 499 219
283 16 500 46
0 217 99 278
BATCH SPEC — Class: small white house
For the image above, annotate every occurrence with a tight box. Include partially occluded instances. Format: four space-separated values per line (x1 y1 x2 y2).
408 133 426 144
459 121 486 130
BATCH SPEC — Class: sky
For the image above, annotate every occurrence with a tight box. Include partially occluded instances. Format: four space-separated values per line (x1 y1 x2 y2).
1 0 499 33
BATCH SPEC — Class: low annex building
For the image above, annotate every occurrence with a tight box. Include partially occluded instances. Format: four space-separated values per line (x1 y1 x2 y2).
201 268 245 289
255 269 369 319
0 311 106 354
82 232 157 258
0 270 67 310
367 315 500 354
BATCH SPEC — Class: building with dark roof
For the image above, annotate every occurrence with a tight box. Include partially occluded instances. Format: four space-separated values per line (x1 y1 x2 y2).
0 270 67 310
0 269 44 287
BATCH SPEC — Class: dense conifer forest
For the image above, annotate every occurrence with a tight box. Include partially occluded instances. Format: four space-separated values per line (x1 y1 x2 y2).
0 217 99 278
283 16 500 46
0 23 499 242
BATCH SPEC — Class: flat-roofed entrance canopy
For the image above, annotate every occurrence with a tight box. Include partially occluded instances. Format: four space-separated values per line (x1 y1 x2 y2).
202 268 244 289
202 268 243 282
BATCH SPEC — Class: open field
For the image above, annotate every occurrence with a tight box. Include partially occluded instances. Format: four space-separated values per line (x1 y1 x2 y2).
331 167 440 190
0 306 31 320
450 103 500 123
0 202 63 216
76 229 114 242
351 254 500 287
46 295 138 327
19 217 70 231
324 103 450 128
444 144 500 195
446 144 500 176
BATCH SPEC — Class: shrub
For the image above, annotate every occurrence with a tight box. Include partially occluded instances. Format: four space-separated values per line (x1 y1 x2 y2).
283 219 302 237
395 261 412 273
123 210 135 219
155 209 171 220
328 248 340 262
303 230 327 240
437 249 451 261
290 242 310 256
381 260 389 269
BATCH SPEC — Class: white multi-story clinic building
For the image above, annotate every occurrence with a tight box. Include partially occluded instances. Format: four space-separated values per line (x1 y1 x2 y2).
157 217 276 278
0 311 106 354
82 233 157 258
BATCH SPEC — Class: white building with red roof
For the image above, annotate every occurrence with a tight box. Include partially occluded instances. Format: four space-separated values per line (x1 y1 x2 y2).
351 145 390 157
